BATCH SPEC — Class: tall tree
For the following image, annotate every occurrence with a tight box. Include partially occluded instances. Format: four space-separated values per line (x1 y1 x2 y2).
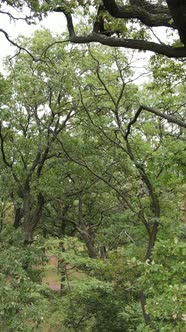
0 30 78 243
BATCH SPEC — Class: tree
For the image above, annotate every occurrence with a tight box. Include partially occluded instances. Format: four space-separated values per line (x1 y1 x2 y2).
51 0 186 58
0 30 185 331
0 225 51 332
55 44 186 329
1 1 186 58
0 30 78 243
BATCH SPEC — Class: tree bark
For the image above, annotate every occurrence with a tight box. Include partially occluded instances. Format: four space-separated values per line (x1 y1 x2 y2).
166 0 186 45
84 233 97 258
100 245 108 260
124 139 160 327
102 0 172 27
22 186 44 244
58 242 66 295
60 2 186 58
13 206 23 229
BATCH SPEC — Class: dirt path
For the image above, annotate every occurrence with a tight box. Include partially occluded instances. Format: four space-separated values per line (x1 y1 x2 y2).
42 256 61 291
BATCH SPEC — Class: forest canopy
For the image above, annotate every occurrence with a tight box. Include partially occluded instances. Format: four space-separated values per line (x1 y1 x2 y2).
0 1 186 332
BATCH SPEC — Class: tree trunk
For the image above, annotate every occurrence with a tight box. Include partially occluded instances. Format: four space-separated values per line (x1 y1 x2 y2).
23 221 36 244
166 0 186 45
139 221 160 331
22 185 44 244
13 206 23 229
145 222 159 262
100 245 108 260
84 235 97 258
125 141 160 329
82 226 97 258
58 242 66 295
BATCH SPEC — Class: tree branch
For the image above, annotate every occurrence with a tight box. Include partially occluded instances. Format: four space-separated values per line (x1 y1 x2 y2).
0 29 38 61
103 0 173 28
130 0 169 15
59 6 186 58
0 122 13 168
125 105 186 139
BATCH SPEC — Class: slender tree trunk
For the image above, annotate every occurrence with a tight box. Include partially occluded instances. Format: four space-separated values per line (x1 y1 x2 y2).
82 227 97 258
166 0 186 45
125 140 160 329
22 184 44 244
145 222 159 262
140 291 151 325
58 242 66 295
100 245 107 260
140 211 160 330
0 212 3 232
139 213 160 329
84 236 97 258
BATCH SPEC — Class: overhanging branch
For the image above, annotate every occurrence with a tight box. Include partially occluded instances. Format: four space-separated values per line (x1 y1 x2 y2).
61 10 186 58
102 0 173 28
125 105 186 139
70 33 186 58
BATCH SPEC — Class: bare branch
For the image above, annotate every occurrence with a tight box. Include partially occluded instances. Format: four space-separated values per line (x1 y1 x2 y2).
0 10 34 23
0 29 39 61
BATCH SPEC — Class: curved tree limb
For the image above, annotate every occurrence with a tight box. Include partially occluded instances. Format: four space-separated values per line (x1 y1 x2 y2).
125 105 186 139
103 0 186 46
130 0 169 15
70 33 186 58
60 10 186 58
102 0 173 28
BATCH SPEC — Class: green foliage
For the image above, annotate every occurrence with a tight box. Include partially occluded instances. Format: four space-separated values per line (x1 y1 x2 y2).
138 237 186 331
0 226 50 331
0 29 185 332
